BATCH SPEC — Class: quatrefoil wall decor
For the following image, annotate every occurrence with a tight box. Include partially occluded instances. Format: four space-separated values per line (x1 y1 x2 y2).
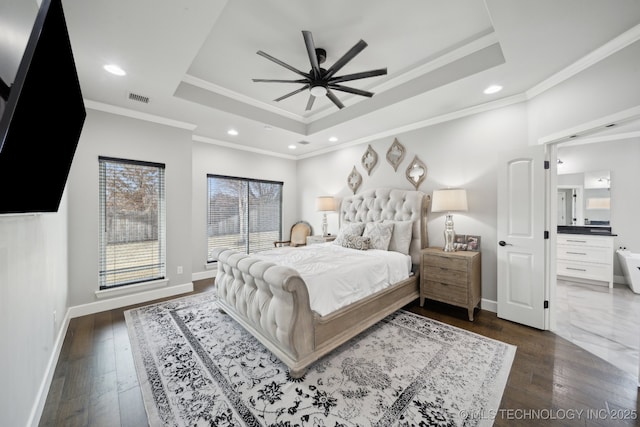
405 155 427 190
347 166 362 194
361 145 378 176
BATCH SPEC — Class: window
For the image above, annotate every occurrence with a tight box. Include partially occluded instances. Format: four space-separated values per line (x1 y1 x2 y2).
207 175 282 261
99 157 166 289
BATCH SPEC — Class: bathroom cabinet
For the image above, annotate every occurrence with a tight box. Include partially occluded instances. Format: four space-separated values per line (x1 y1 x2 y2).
557 234 614 288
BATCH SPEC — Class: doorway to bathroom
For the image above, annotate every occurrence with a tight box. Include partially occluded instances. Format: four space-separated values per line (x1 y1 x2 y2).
549 120 640 381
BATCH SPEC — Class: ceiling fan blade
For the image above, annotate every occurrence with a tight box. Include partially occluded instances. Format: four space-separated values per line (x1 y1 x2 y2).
252 78 308 83
326 89 344 109
302 31 321 80
324 39 368 80
329 68 387 84
305 94 316 111
257 50 310 79
328 84 374 98
274 84 310 102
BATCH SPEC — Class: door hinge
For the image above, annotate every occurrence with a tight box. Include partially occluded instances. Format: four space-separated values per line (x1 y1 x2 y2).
544 160 550 169
544 230 549 239
544 300 549 309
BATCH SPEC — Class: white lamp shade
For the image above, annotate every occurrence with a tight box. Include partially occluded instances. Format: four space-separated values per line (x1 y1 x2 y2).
316 196 337 212
431 189 468 212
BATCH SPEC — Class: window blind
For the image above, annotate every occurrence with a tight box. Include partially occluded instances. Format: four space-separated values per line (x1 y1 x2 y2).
99 157 166 289
207 175 282 261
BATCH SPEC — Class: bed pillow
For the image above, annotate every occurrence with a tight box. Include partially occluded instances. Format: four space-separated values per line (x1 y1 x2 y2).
340 234 370 250
383 220 413 255
363 222 394 251
333 222 365 246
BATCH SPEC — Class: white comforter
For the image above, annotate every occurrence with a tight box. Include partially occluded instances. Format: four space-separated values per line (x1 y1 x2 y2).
253 242 411 316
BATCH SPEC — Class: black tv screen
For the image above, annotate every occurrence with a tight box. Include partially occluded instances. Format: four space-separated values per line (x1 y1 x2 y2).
0 0 86 214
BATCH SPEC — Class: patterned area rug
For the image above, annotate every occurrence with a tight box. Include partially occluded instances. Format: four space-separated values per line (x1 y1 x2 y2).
125 292 516 426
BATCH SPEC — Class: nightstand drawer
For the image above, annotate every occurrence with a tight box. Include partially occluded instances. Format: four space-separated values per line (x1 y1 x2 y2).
423 265 467 287
419 247 481 321
421 254 467 272
424 280 468 305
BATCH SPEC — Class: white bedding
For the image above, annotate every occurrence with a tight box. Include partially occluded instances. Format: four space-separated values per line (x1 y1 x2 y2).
253 242 411 316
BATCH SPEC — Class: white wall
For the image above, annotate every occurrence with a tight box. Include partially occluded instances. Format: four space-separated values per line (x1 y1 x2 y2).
0 196 69 427
67 110 194 306
191 141 298 276
297 103 530 303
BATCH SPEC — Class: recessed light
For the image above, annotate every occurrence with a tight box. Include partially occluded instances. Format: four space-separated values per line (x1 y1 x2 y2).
227 129 238 136
483 84 502 94
328 136 338 142
103 64 126 76
288 144 297 150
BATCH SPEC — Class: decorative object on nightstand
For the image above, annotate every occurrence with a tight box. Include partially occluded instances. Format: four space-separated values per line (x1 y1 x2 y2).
306 235 336 245
316 196 337 236
431 188 468 252
420 247 481 321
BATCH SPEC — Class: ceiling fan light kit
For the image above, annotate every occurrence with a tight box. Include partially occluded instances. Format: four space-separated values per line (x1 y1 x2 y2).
253 30 387 111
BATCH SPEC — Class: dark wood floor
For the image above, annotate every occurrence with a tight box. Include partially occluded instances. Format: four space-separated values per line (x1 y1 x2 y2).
39 279 639 426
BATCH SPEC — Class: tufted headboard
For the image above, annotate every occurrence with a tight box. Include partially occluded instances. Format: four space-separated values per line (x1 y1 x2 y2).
339 188 430 266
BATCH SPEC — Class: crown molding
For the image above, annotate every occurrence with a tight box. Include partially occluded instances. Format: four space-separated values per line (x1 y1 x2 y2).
181 75 307 122
526 23 640 99
297 93 527 159
192 134 297 160
84 100 197 130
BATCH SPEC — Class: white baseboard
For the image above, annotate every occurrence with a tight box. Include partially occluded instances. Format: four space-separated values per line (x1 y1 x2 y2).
68 282 193 319
192 269 216 282
30 282 193 426
481 298 497 313
28 309 72 427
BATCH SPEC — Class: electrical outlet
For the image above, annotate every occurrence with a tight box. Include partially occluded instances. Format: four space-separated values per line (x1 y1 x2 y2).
177 266 183 274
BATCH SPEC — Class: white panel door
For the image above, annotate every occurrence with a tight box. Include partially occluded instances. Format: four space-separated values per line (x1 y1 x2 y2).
497 146 547 330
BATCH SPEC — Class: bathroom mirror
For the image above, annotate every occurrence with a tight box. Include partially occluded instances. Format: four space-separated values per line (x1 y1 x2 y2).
557 170 610 226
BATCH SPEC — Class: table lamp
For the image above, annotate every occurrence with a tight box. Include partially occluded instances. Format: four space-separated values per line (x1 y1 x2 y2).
431 189 468 252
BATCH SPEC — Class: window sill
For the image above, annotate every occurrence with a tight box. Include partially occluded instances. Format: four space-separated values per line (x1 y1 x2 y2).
95 279 169 299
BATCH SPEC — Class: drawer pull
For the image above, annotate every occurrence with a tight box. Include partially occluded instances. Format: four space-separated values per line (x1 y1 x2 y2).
566 251 587 255
566 239 587 243
566 267 587 272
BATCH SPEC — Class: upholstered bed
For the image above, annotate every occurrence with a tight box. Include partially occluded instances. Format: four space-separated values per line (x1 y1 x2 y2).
211 188 430 378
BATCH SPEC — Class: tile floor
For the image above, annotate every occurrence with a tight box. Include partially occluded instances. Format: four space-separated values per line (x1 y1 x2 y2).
554 278 640 380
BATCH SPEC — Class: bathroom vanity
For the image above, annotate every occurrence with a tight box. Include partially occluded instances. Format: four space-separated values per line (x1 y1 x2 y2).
557 226 615 288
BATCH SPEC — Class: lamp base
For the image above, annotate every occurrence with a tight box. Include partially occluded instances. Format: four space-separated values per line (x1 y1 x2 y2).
322 213 328 237
443 213 456 252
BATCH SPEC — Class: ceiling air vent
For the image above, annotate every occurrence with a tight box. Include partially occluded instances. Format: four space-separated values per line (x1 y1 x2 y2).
298 140 310 145
128 92 150 104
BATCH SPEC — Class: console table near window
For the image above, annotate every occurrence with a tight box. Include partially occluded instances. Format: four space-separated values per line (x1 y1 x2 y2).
420 247 481 321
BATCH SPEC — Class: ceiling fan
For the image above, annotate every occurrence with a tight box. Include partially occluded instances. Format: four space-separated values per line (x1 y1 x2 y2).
252 30 387 111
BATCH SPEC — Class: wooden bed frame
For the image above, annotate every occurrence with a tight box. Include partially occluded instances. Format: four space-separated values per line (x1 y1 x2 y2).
212 188 430 378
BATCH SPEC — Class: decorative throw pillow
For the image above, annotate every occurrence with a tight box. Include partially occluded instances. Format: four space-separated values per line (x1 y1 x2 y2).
341 234 370 250
333 222 365 246
363 222 394 251
383 220 413 255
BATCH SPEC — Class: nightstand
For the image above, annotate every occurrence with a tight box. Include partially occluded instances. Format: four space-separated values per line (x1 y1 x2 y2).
420 247 481 321
306 235 336 245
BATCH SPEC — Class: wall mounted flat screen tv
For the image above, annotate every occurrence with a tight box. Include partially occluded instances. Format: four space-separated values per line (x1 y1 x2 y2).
0 0 86 214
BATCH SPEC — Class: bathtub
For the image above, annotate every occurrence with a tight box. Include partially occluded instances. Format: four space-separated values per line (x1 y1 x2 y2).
617 249 640 294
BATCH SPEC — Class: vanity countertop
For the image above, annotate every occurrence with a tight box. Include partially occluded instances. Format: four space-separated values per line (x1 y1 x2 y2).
557 225 617 237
